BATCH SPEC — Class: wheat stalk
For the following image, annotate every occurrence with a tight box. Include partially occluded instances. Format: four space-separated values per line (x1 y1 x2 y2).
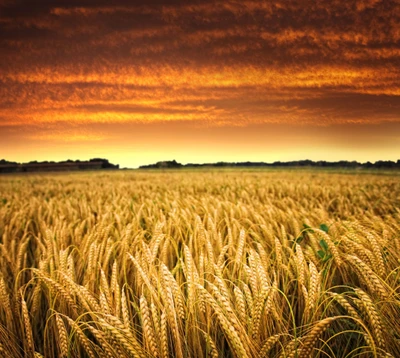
55 314 69 357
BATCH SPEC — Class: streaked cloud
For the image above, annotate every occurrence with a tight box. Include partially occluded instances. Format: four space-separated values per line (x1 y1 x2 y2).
0 0 399 164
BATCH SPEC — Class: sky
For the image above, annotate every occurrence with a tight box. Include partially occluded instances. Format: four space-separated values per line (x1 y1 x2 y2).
1 0 399 168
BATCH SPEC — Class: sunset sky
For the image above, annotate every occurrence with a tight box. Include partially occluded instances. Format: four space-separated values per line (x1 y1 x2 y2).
1 0 399 168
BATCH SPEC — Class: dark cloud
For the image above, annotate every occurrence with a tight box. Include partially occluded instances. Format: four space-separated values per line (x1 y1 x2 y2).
1 0 399 71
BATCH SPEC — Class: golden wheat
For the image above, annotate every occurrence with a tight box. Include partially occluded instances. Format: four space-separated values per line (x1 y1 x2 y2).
0 169 399 357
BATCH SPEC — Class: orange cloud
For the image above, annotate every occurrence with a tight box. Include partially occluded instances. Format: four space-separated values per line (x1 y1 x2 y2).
2 64 398 96
0 0 399 163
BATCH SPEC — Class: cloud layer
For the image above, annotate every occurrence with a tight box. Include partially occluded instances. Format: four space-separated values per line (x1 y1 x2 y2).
0 0 399 163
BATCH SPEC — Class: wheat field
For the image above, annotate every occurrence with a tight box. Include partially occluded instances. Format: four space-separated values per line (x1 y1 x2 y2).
0 170 399 358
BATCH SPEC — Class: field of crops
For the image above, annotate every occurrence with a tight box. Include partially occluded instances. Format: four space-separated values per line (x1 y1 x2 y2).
0 170 399 358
